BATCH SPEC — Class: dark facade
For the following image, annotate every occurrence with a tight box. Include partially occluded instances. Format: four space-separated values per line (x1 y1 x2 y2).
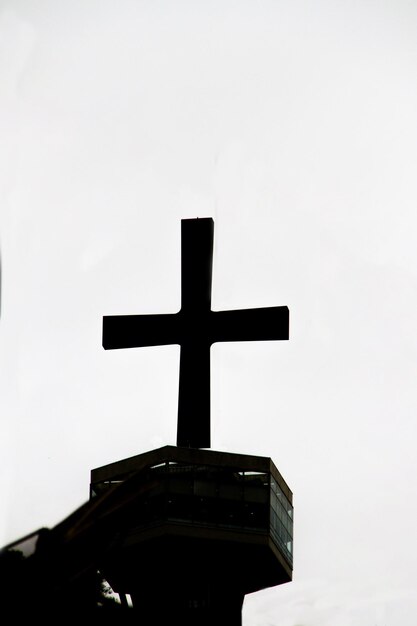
90 445 293 624
98 218 293 623
0 217 293 622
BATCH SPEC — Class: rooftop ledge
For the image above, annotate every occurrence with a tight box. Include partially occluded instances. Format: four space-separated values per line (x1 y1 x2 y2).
91 445 292 504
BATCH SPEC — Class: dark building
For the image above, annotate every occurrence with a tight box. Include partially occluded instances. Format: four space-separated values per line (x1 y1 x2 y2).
0 218 293 623
90 445 293 624
96 218 293 623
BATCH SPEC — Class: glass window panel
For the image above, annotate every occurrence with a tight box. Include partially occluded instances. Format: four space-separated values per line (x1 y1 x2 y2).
218 482 242 500
168 475 193 494
194 479 217 498
245 484 268 503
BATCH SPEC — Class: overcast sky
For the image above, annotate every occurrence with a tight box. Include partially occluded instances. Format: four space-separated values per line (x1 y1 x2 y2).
1 1 417 624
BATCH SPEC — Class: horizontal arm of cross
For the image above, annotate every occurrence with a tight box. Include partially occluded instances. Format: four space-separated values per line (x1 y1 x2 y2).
103 313 180 350
209 306 289 344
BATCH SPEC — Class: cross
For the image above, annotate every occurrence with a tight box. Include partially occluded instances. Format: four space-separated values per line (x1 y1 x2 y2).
103 218 289 448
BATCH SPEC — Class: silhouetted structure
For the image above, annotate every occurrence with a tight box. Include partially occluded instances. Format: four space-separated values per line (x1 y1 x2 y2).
103 218 289 448
90 446 293 625
98 218 293 624
0 218 293 623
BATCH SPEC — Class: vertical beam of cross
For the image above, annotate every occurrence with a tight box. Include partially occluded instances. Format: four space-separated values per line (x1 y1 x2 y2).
103 218 289 449
177 219 213 448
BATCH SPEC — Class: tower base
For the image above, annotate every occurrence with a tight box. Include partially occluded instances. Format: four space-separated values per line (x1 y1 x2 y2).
91 445 293 623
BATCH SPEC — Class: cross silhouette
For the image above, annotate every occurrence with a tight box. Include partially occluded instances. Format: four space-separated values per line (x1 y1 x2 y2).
103 218 289 448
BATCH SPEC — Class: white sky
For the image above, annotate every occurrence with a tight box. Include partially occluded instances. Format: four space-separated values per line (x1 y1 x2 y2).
1 1 417 623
